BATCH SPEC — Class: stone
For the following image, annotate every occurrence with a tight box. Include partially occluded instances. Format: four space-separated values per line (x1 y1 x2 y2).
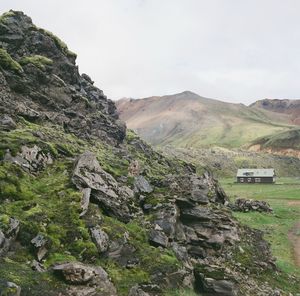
53 262 117 296
149 229 169 247
72 151 133 222
0 218 20 256
0 280 21 296
90 226 109 253
4 145 53 173
230 198 273 213
134 175 153 193
0 114 16 131
31 234 48 261
128 285 150 296
80 187 91 217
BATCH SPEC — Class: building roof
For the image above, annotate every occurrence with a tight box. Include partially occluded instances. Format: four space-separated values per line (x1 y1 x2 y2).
236 168 275 178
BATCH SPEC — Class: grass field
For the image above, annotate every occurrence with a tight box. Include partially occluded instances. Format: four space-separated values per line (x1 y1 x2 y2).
220 178 300 277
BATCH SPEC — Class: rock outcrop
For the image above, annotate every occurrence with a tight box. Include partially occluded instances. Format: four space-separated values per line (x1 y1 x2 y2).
230 198 273 213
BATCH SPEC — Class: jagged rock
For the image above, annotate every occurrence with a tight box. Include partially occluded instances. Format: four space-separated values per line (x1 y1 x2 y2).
53 262 117 296
30 234 48 261
128 285 150 296
72 151 134 222
152 204 179 239
90 226 109 253
230 198 273 213
0 280 21 296
149 229 169 247
0 114 16 131
4 145 53 173
194 266 238 296
134 175 153 193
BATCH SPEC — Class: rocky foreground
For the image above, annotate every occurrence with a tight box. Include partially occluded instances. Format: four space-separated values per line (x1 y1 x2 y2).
0 11 299 296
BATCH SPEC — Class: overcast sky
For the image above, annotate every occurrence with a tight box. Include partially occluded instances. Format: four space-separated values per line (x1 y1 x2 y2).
1 0 300 104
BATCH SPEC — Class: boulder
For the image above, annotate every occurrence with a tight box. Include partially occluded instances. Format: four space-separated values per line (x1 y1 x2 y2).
0 280 21 296
90 227 109 253
30 233 48 261
0 115 16 131
230 198 272 213
134 176 153 193
72 152 134 222
4 145 53 173
149 229 169 247
53 262 117 296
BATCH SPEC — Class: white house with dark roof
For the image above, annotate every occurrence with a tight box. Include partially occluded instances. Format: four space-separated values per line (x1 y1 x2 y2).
236 169 276 183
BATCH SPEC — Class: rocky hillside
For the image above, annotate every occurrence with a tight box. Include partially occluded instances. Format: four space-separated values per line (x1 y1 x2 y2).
0 11 299 296
251 99 300 125
116 92 294 149
249 128 300 157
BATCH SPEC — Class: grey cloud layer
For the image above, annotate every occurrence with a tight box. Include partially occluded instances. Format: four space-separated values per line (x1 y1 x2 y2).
1 0 300 104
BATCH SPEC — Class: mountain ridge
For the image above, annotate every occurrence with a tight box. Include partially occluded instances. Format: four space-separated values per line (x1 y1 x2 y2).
116 91 295 148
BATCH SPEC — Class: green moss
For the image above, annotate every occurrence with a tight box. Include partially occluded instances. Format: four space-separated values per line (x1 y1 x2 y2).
126 129 139 142
0 48 23 73
37 28 77 58
19 55 53 70
0 11 15 23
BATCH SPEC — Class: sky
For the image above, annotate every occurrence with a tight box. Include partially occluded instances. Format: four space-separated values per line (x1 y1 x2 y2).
0 0 300 104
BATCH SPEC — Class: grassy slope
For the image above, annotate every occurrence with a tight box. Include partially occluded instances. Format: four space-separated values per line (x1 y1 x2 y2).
220 178 300 279
252 128 300 150
0 121 188 295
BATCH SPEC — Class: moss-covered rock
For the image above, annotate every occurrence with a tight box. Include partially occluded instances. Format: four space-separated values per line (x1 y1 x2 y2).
19 55 53 70
0 48 23 73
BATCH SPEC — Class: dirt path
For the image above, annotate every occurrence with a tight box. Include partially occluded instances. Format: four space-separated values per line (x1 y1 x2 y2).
287 200 300 206
288 221 300 267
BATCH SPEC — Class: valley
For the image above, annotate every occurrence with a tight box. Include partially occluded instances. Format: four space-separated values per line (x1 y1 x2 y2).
221 177 300 279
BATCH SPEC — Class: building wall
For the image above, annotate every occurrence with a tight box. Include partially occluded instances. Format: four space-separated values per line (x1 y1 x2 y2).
237 177 274 183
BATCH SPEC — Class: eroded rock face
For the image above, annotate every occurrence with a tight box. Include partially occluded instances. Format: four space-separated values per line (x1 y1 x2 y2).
53 262 117 296
72 151 134 222
0 11 125 145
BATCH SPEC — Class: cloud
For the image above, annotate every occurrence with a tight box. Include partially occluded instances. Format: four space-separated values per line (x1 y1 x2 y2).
1 0 300 104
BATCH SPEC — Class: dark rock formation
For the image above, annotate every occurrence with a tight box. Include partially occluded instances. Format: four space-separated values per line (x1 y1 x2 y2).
72 151 134 222
53 262 117 296
0 11 125 145
230 198 273 213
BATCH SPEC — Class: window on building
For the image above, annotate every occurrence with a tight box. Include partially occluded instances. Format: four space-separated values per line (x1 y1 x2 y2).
240 178 244 183
247 178 252 182
255 178 261 183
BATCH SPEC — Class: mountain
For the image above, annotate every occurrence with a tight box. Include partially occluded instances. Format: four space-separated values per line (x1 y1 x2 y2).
0 10 298 296
251 98 300 124
116 91 294 148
